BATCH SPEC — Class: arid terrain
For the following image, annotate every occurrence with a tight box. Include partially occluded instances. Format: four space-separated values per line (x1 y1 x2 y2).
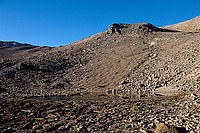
0 17 199 132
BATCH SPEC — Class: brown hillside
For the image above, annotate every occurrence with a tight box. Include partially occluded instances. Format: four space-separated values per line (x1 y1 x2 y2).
161 16 200 32
0 41 51 59
0 20 199 98
0 17 200 132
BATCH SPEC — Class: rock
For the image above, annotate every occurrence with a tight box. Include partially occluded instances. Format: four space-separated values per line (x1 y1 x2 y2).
21 109 31 113
43 124 51 130
140 128 147 133
0 59 4 63
190 94 197 100
21 122 33 129
32 125 42 130
2 128 15 133
154 86 180 96
18 62 37 70
154 123 168 133
47 122 63 132
154 122 188 133
121 80 130 85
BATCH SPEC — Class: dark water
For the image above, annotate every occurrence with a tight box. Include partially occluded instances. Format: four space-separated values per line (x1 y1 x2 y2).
26 95 76 101
25 92 122 101
25 88 180 101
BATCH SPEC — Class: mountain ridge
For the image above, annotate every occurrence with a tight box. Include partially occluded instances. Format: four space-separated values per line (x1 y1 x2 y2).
161 16 200 32
0 17 199 98
0 41 51 59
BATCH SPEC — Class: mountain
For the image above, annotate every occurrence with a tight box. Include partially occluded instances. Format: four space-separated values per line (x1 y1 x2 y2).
0 18 199 98
0 41 21 46
161 16 200 32
0 41 51 59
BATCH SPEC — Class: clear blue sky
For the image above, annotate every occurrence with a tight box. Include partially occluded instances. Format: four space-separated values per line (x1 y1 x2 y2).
0 0 199 47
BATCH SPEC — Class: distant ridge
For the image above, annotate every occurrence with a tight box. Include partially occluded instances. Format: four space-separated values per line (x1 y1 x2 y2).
161 16 200 32
0 41 51 59
0 41 30 47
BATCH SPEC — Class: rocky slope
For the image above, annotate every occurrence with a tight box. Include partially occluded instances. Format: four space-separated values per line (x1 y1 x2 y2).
162 16 200 32
0 19 200 98
0 17 200 132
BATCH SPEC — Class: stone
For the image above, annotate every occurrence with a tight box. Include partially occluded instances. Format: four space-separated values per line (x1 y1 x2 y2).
32 125 42 130
21 109 31 113
154 123 168 133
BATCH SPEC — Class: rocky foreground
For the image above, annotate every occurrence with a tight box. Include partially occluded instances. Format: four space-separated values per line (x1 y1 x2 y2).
1 88 199 133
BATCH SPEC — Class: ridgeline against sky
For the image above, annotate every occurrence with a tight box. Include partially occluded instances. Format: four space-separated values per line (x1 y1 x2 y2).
0 0 199 47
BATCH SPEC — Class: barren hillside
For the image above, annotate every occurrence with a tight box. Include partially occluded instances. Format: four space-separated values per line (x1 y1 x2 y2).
162 16 200 32
0 18 199 98
0 41 51 59
0 17 200 133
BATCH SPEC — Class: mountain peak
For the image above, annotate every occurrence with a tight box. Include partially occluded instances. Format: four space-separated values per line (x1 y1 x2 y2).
108 23 158 34
0 41 32 47
0 41 18 46
107 23 172 34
